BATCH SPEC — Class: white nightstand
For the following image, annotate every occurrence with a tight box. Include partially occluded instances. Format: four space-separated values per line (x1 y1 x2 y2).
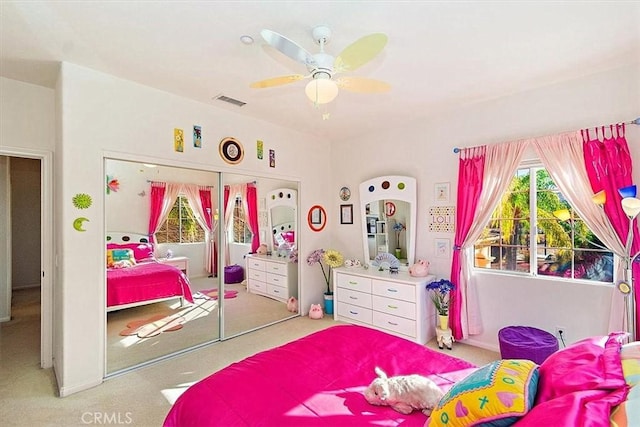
158 256 189 276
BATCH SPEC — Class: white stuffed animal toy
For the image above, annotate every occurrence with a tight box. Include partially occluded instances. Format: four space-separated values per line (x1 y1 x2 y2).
364 367 444 416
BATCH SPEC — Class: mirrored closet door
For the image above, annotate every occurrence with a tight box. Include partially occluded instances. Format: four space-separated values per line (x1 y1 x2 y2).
105 159 222 374
221 173 299 339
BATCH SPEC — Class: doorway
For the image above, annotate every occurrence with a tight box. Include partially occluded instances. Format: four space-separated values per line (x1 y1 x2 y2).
0 151 53 369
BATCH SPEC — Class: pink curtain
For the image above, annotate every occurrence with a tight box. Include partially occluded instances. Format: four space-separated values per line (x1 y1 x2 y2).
245 183 261 253
198 187 217 276
450 147 485 339
583 124 639 337
147 182 180 244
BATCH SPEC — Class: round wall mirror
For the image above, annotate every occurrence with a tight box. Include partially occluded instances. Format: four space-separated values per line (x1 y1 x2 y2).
308 205 327 232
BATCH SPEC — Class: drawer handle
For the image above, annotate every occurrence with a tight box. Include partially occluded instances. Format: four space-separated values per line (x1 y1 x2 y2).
387 288 398 293
387 321 398 326
349 310 359 315
349 296 358 300
387 305 398 309
273 289 280 293
272 278 280 282
348 281 358 285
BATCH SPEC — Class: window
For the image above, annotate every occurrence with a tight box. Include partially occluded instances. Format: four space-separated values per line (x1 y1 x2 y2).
156 195 205 243
232 196 252 244
474 164 613 283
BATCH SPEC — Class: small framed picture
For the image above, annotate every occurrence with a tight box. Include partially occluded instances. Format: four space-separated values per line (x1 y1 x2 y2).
311 207 323 225
435 238 451 259
434 182 450 203
340 204 353 225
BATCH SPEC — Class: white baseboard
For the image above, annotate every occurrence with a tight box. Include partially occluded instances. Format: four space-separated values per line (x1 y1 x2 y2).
58 377 103 397
461 337 500 354
0 315 10 322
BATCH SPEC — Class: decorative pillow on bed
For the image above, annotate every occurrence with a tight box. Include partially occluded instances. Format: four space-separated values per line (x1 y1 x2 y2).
426 359 538 427
107 243 155 262
106 248 136 268
610 341 640 427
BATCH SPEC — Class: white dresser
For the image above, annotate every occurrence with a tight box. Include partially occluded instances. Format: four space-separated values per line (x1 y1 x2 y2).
333 267 436 344
245 254 298 303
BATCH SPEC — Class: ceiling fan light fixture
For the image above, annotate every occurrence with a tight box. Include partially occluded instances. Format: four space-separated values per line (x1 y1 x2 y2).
305 77 338 104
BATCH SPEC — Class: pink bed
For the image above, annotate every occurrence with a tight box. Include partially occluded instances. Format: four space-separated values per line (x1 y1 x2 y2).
164 325 636 426
107 259 194 309
163 324 476 426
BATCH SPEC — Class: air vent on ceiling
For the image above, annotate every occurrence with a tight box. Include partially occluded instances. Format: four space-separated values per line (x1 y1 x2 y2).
214 95 246 107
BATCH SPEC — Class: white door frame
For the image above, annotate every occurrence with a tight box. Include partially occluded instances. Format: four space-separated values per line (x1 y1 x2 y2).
0 147 53 368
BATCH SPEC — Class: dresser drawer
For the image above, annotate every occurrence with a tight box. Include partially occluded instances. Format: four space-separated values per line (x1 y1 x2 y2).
336 274 372 293
267 284 287 301
373 311 416 338
266 272 286 287
247 269 266 282
248 279 267 293
247 258 266 271
337 303 373 324
372 295 416 320
372 280 415 303
337 288 372 309
266 262 288 275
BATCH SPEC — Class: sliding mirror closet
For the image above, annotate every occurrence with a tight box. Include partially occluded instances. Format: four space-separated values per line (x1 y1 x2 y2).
104 159 300 375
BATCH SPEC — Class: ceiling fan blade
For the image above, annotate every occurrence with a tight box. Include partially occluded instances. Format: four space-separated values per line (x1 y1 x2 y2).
260 29 317 67
334 33 388 72
250 75 306 89
336 76 391 93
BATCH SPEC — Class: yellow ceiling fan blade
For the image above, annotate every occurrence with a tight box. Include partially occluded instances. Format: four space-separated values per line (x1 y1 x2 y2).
334 33 388 73
250 74 306 89
336 76 391 93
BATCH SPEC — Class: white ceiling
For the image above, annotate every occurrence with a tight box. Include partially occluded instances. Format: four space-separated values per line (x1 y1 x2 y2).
1 1 639 141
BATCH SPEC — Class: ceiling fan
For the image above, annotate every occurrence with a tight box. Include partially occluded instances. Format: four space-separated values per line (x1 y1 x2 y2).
250 25 390 104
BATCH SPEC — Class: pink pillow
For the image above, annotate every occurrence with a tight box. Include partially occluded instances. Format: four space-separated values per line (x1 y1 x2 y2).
107 243 155 262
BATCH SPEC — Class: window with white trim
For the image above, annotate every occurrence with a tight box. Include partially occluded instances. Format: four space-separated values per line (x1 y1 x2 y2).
156 195 205 244
232 196 252 244
473 164 613 283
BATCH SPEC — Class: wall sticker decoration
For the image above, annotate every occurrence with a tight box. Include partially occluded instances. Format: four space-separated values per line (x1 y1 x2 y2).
72 193 92 209
73 217 89 232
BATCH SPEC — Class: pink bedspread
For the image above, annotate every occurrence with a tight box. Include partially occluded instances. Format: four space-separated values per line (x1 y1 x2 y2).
164 324 476 426
107 260 194 307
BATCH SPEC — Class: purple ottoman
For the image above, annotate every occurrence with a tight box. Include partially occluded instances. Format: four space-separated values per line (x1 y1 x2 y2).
224 264 244 284
498 326 559 364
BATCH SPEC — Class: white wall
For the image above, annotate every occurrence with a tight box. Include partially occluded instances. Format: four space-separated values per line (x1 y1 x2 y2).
331 63 640 351
53 62 330 395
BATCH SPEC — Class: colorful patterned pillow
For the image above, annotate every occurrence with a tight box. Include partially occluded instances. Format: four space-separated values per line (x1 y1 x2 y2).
427 359 538 427
106 248 136 268
610 342 640 427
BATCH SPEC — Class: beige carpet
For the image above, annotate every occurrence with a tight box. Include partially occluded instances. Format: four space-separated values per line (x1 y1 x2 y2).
1 287 500 427
106 277 296 373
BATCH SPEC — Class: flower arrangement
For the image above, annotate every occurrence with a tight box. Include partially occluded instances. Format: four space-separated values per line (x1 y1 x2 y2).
425 279 455 316
307 249 344 295
392 222 405 247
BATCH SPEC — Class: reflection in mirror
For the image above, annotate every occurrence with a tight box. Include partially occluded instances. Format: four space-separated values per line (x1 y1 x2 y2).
308 205 327 232
222 175 299 339
267 188 297 251
105 158 220 375
360 176 417 269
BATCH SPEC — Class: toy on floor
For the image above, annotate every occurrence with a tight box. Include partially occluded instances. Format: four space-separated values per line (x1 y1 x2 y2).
436 326 454 350
286 296 298 312
363 367 444 416
308 304 324 319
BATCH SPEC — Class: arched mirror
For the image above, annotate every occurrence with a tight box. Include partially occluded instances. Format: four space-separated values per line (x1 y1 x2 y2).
308 205 327 232
266 188 297 251
360 176 417 269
